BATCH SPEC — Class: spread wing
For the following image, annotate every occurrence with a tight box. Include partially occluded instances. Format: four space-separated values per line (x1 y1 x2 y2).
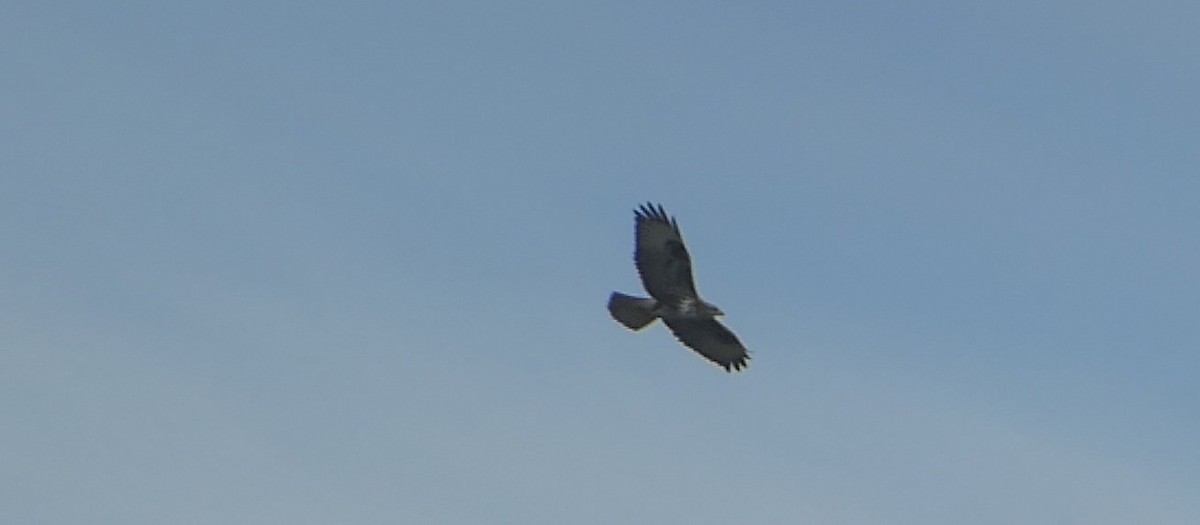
634 203 698 303
662 318 750 372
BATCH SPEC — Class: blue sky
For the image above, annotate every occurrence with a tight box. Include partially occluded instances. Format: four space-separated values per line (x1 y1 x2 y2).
3 1 1198 523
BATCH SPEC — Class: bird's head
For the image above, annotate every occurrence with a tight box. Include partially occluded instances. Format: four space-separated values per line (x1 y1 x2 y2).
701 301 725 317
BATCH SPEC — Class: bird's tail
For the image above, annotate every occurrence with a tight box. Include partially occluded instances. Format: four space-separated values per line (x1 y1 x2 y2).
607 292 658 330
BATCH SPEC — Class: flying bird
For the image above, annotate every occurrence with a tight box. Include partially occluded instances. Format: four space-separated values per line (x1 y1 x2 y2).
608 202 750 372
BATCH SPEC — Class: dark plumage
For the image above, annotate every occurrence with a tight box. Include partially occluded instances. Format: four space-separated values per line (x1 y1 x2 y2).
607 203 750 372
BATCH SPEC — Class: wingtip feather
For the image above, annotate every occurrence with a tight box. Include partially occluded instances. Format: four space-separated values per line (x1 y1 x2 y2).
634 202 680 234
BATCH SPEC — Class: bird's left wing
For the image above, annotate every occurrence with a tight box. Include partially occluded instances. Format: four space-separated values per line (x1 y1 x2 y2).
662 318 750 372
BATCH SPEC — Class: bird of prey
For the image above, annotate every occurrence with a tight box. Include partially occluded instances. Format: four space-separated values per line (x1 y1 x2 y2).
608 202 750 372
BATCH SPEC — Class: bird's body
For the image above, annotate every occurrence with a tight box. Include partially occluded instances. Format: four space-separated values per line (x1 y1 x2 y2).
608 203 750 372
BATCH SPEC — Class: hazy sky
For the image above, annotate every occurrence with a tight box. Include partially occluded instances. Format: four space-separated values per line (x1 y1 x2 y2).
4 2 1198 523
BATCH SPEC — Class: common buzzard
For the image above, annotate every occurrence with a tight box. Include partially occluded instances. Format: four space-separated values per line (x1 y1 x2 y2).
608 202 750 372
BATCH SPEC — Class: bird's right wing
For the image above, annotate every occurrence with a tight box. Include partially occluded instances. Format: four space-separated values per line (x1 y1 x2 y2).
633 203 699 303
